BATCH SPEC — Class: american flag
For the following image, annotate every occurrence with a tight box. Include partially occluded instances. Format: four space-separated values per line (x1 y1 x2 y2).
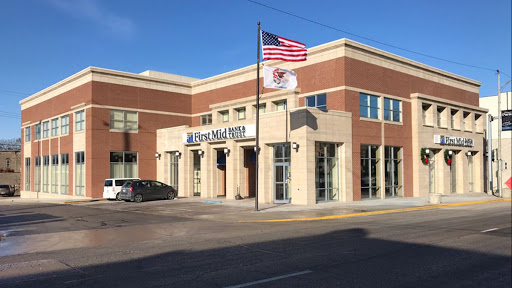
261 30 307 62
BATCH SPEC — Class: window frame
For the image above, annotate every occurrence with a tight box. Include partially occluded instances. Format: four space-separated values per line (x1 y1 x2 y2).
61 115 69 135
236 107 246 120
109 151 138 178
110 110 138 131
75 110 85 132
383 98 401 122
219 110 229 123
42 121 49 138
51 118 59 137
25 126 31 142
200 114 212 126
306 94 327 110
360 93 380 119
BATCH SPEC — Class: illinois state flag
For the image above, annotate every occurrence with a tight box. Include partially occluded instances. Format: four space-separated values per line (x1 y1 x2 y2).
263 66 297 90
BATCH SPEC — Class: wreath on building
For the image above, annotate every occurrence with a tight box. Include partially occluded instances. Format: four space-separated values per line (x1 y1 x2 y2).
420 148 429 165
444 150 452 166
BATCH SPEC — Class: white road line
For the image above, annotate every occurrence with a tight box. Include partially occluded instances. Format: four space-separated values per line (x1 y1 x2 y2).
481 228 499 233
224 270 312 288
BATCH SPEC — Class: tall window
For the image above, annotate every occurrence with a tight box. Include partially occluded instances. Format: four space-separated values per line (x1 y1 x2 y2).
61 153 69 194
170 152 179 191
463 111 470 131
51 155 59 193
110 152 138 178
219 110 229 123
24 158 30 190
35 123 41 140
361 145 380 199
6 159 10 169
75 151 85 195
200 114 212 126
25 126 31 142
384 146 402 198
43 156 49 192
383 98 401 122
75 110 85 131
437 106 445 127
360 93 379 119
315 142 339 201
450 109 457 129
422 103 431 125
306 94 327 110
43 121 49 138
51 118 59 137
274 100 287 111
110 110 138 131
236 107 246 120
61 115 69 135
34 156 41 192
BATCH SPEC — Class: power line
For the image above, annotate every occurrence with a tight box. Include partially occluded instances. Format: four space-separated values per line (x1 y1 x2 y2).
248 0 497 72
0 89 31 95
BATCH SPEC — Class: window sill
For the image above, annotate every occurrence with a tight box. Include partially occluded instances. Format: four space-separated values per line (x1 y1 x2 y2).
422 124 434 128
383 120 403 126
438 126 448 130
359 117 380 123
451 128 460 131
109 129 139 133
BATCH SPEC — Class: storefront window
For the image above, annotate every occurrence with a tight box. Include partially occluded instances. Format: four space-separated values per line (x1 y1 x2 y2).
34 156 41 192
51 155 59 193
61 153 69 194
43 156 49 192
24 158 30 190
170 152 179 191
361 145 380 199
110 152 138 178
316 142 339 201
384 146 402 198
75 151 85 195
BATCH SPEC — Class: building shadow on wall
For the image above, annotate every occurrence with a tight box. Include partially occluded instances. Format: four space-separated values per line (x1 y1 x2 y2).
290 109 318 132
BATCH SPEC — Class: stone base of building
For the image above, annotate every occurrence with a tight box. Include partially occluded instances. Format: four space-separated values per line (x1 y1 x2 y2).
429 193 442 204
20 190 91 200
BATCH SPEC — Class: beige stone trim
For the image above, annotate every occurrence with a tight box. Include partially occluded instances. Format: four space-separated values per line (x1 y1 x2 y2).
411 93 487 113
210 89 300 110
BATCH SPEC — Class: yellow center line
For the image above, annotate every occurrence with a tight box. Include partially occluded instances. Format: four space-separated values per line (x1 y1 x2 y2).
239 199 511 223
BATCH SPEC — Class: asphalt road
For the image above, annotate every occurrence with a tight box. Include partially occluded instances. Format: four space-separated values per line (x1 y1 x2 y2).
0 198 510 287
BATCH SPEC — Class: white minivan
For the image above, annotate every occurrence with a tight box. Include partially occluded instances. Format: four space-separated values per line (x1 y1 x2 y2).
104 178 140 201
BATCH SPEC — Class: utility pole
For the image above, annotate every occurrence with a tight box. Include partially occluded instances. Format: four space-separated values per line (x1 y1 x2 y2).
488 114 493 195
498 70 502 197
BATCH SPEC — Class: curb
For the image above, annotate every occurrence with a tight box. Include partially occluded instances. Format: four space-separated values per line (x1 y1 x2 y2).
239 198 512 223
63 199 109 204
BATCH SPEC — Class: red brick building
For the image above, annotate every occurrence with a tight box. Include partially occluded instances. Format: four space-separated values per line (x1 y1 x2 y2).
20 39 487 204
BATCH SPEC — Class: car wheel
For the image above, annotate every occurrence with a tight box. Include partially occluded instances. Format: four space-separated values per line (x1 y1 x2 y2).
115 193 122 201
167 191 174 200
134 194 143 203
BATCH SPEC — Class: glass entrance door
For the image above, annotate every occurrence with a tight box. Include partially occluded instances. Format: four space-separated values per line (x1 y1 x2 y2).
193 151 201 196
450 152 457 194
468 154 474 192
274 163 291 203
429 153 436 194
273 143 291 203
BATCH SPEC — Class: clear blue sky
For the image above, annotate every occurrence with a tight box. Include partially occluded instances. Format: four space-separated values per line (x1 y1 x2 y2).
1 0 510 140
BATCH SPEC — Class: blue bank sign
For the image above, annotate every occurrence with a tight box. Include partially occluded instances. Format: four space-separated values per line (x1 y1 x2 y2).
434 135 474 147
183 124 256 144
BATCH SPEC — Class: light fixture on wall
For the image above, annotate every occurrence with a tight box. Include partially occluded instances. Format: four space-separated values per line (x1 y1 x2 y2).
175 151 181 157
466 151 472 156
155 152 161 159
292 142 299 150
425 148 430 154
198 150 203 156
224 148 230 155
448 150 453 156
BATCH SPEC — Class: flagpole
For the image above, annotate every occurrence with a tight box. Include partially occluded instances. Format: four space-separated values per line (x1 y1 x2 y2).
255 22 261 211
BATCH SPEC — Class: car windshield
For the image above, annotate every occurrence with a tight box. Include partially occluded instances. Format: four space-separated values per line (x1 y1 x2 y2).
122 182 132 188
